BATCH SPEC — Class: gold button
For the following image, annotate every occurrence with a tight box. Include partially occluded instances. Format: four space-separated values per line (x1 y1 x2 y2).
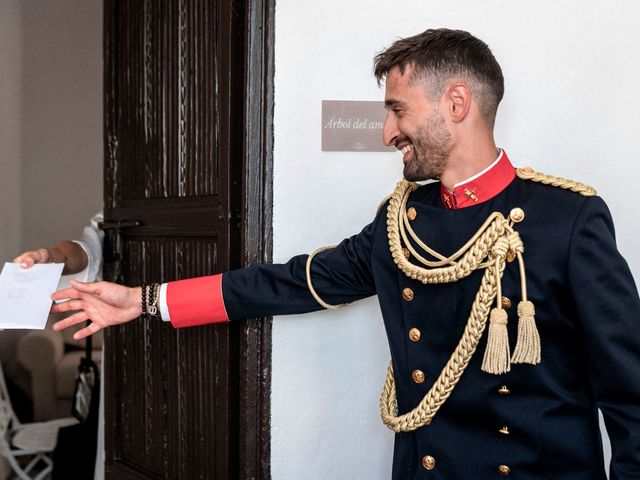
501 297 512 309
498 385 511 395
422 455 436 470
509 207 525 223
407 207 417 221
402 288 414 302
402 247 411 259
506 250 517 263
498 465 511 475
409 328 421 342
412 370 425 384
499 426 510 435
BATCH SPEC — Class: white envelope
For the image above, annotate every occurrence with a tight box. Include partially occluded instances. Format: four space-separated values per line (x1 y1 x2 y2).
0 262 64 329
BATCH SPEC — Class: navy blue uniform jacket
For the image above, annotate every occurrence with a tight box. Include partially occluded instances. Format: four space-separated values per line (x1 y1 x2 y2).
222 177 640 479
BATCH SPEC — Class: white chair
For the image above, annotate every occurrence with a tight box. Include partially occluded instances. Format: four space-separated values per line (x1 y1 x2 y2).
0 361 77 480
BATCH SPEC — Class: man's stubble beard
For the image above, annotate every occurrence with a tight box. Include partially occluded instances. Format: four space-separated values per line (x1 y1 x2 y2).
403 110 452 182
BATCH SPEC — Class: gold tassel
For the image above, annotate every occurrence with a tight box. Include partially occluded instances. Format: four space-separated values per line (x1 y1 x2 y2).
481 308 511 374
511 300 541 365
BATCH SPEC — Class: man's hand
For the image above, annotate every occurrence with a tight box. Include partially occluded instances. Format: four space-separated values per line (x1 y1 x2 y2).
51 280 142 340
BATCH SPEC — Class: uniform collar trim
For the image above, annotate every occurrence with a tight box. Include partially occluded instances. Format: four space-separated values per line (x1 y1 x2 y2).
440 149 515 209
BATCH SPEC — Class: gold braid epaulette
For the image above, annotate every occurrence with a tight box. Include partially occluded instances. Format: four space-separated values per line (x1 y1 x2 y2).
516 167 597 196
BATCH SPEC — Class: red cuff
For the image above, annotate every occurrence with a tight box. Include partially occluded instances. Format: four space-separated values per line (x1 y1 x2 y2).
167 274 229 328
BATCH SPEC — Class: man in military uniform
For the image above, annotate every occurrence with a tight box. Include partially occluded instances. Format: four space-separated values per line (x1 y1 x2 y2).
51 29 640 478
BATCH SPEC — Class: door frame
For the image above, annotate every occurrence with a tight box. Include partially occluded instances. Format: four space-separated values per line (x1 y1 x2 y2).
235 0 275 477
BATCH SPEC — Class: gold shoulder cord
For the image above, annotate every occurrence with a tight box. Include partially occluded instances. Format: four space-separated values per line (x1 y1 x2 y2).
516 167 597 196
306 168 595 434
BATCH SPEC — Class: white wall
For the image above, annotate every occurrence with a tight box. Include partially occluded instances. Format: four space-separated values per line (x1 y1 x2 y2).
0 0 23 266
0 0 25 367
0 0 102 256
20 0 103 250
272 1 640 478
0 0 102 433
0 2 103 264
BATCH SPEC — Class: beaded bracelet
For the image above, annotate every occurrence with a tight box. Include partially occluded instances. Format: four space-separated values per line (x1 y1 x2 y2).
141 283 161 317
141 284 148 315
148 283 159 316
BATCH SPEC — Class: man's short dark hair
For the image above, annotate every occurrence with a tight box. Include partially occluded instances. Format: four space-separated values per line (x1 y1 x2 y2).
374 28 504 127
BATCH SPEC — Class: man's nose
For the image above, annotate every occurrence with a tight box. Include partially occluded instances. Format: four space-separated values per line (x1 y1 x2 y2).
382 111 399 147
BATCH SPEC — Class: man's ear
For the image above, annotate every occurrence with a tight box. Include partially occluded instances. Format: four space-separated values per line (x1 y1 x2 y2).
445 83 472 123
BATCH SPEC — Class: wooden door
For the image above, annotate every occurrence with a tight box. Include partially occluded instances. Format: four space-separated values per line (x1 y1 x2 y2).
102 0 273 478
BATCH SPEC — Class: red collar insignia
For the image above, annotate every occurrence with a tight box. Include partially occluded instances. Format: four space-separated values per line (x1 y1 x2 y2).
440 150 516 209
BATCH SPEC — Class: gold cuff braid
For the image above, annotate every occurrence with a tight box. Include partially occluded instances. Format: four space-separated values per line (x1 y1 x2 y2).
305 245 348 310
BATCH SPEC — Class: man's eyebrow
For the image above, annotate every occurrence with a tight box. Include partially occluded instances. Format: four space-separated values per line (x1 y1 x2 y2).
384 99 405 109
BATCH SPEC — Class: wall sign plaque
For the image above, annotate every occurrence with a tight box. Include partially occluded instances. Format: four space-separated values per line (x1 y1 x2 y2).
322 100 395 152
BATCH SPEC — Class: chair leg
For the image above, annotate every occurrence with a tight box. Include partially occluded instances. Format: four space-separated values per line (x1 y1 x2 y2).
4 453 34 480
23 453 42 473
34 462 52 480
4 451 52 480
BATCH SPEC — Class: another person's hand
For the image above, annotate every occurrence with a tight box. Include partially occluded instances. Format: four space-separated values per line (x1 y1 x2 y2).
51 280 142 339
13 241 88 275
13 248 51 269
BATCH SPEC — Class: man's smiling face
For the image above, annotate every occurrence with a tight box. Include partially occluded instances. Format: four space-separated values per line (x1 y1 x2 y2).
382 65 453 182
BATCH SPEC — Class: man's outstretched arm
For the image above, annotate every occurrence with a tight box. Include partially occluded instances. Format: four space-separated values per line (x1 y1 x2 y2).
51 209 385 339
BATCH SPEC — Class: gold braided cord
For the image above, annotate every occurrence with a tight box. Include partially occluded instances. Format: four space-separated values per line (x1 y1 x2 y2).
305 179 534 432
376 193 393 215
307 191 399 311
380 179 524 432
396 185 450 265
516 167 597 196
380 257 505 432
305 245 348 310
398 189 509 270
387 181 520 284
517 253 528 301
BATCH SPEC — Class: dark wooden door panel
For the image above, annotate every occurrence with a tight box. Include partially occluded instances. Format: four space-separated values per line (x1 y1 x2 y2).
103 0 273 478
106 0 231 205
105 235 233 480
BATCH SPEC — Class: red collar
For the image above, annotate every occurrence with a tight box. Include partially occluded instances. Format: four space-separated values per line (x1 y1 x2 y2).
440 150 516 209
